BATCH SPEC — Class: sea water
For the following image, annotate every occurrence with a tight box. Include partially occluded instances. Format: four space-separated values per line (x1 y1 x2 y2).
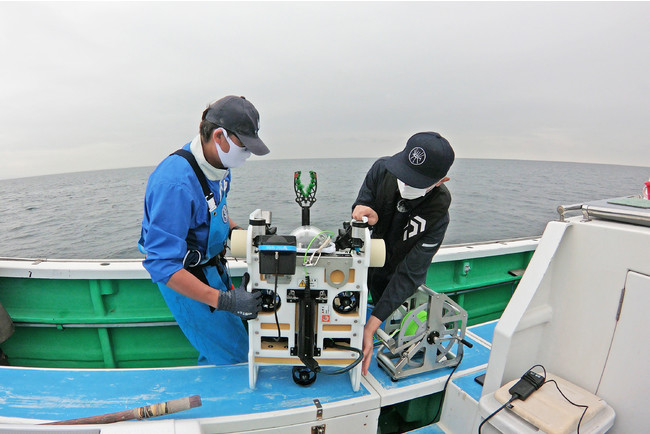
0 158 648 259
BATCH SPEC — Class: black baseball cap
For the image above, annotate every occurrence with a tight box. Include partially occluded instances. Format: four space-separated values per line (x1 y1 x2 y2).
203 95 269 155
385 132 455 188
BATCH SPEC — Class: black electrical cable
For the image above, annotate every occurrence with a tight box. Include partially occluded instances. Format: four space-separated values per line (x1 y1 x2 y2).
477 364 547 432
478 364 589 434
272 253 281 341
319 339 364 375
478 395 517 433
529 364 547 381
272 273 281 340
514 364 588 434
543 379 589 434
430 350 464 423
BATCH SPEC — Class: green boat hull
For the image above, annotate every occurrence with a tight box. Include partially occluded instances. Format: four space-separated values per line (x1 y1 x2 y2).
0 238 536 369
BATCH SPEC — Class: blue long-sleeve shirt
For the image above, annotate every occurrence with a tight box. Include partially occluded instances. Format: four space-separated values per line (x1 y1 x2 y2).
140 141 231 284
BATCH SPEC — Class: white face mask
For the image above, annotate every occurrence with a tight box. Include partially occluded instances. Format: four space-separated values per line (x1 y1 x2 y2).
397 179 429 200
216 128 251 168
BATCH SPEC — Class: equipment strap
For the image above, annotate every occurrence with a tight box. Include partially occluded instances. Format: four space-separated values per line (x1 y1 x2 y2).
172 149 216 210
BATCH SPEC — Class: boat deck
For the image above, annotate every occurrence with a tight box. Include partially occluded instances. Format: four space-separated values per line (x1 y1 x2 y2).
0 322 496 431
364 325 492 407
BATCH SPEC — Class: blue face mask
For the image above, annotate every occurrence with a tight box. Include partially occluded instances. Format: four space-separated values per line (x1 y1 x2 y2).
216 128 251 168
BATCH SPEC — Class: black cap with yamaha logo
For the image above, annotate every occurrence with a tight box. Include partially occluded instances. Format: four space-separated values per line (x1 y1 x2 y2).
385 132 455 188
203 95 270 155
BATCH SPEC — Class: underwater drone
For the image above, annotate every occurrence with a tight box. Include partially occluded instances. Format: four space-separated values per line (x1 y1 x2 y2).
230 171 385 391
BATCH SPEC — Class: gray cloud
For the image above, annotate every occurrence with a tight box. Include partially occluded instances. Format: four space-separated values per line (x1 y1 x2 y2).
1 2 649 180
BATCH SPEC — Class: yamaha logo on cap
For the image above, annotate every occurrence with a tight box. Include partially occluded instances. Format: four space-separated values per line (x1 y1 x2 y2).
384 132 454 188
408 147 426 166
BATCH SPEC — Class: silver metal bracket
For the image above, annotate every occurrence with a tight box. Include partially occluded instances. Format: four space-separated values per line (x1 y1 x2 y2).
313 399 323 420
557 203 583 222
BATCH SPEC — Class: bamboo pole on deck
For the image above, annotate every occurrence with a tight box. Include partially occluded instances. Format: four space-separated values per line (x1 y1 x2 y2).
43 395 201 425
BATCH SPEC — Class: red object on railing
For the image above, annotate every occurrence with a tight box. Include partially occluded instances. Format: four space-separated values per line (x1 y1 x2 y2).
645 181 650 199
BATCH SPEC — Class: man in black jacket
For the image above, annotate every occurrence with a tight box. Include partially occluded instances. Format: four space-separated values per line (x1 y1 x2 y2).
351 132 455 375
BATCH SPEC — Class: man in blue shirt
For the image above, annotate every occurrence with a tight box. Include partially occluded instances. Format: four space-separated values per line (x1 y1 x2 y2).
140 96 267 365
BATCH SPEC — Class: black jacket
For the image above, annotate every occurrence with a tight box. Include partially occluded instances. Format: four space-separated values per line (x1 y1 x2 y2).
353 157 451 321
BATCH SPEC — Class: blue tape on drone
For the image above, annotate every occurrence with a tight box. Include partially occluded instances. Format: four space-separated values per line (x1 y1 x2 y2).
258 245 297 252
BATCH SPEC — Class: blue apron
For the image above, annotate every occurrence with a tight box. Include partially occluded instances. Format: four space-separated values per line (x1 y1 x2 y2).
155 150 248 365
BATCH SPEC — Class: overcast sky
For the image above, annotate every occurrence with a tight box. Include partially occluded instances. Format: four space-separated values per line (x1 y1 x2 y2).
1 1 649 180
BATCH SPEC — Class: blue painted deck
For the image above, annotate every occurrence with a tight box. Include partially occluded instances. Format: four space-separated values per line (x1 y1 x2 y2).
367 334 490 390
405 424 447 433
0 363 369 421
446 320 494 402
453 368 485 402
0 322 495 424
466 320 497 345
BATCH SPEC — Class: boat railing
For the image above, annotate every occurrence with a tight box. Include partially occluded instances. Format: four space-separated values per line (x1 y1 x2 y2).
558 197 650 227
441 235 540 249
556 202 584 222
0 237 541 267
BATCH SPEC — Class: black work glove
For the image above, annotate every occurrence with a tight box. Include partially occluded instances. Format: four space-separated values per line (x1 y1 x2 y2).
216 273 262 320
